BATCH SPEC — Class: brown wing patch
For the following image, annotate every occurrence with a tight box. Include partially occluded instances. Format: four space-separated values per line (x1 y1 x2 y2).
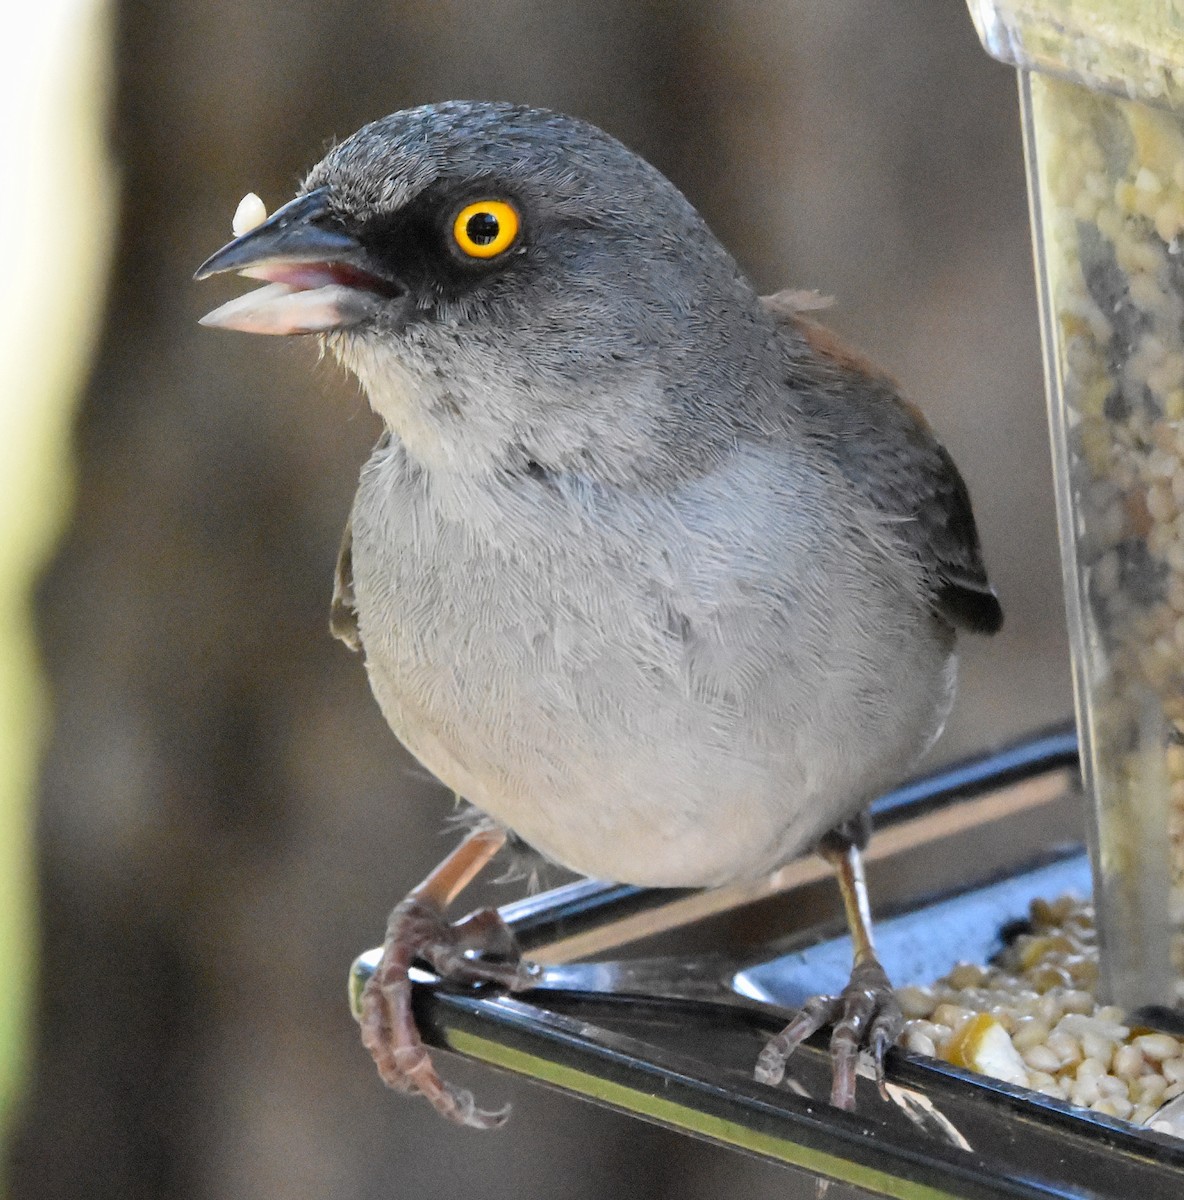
761 293 934 434
762 294 1000 635
794 316 895 388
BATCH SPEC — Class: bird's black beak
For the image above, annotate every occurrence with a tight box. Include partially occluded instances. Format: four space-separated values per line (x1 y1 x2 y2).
195 188 398 335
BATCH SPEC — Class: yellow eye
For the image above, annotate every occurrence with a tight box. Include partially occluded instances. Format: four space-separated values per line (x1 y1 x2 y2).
452 200 520 259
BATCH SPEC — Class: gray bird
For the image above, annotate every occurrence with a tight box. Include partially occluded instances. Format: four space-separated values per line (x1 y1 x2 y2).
196 100 1001 1128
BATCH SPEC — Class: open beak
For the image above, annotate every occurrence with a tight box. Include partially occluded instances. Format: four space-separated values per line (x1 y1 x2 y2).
195 188 398 335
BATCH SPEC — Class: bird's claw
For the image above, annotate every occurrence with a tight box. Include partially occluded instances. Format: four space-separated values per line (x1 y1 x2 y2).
755 956 902 1109
359 895 537 1128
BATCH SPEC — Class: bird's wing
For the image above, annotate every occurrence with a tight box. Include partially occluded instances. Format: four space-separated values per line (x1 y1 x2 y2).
330 515 361 651
763 292 1003 635
331 429 394 652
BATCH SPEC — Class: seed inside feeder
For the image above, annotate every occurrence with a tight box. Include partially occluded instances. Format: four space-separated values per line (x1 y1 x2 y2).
232 193 267 238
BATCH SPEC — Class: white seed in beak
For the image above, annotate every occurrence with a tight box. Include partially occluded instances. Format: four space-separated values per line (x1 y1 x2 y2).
232 192 268 237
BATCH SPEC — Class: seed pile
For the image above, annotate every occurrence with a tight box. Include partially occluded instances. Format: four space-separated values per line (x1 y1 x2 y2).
900 894 1184 1133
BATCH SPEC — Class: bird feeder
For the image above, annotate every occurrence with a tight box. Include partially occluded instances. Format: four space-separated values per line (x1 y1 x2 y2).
967 0 1184 1013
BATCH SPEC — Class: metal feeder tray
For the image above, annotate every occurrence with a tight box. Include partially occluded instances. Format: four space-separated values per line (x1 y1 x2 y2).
350 728 1184 1199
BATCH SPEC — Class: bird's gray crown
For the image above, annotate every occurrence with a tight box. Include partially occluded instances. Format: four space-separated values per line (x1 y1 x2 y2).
304 101 688 229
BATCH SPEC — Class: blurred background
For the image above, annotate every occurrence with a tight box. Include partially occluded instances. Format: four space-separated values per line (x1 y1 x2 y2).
1 1 1072 1197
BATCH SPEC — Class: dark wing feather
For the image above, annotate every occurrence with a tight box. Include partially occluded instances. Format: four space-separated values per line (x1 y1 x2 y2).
765 296 1002 635
330 515 361 651
330 430 395 652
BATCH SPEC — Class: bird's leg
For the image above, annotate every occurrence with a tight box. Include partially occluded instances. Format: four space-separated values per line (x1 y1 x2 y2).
755 818 902 1109
359 827 539 1128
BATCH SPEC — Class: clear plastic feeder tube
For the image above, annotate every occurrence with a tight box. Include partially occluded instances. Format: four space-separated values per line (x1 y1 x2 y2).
969 2 1184 1011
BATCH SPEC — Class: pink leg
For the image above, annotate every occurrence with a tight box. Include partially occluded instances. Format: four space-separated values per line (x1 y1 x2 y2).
359 829 537 1128
756 835 902 1109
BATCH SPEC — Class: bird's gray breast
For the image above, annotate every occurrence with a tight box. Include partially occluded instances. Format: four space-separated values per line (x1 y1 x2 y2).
348 436 954 888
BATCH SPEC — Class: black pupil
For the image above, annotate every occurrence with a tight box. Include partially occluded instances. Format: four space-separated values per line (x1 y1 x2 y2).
466 211 500 245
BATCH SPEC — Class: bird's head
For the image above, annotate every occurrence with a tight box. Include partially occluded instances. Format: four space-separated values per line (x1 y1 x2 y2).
197 101 772 479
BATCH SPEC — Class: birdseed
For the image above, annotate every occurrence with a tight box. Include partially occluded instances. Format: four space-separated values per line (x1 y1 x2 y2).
900 893 1184 1135
232 192 268 238
1026 72 1184 1000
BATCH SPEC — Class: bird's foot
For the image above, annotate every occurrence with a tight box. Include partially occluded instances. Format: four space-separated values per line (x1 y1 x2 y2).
359 894 539 1128
754 955 903 1109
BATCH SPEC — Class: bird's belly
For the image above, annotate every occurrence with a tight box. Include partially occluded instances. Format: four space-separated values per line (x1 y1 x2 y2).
362 650 839 887
350 449 956 888
357 603 805 885
363 632 950 887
